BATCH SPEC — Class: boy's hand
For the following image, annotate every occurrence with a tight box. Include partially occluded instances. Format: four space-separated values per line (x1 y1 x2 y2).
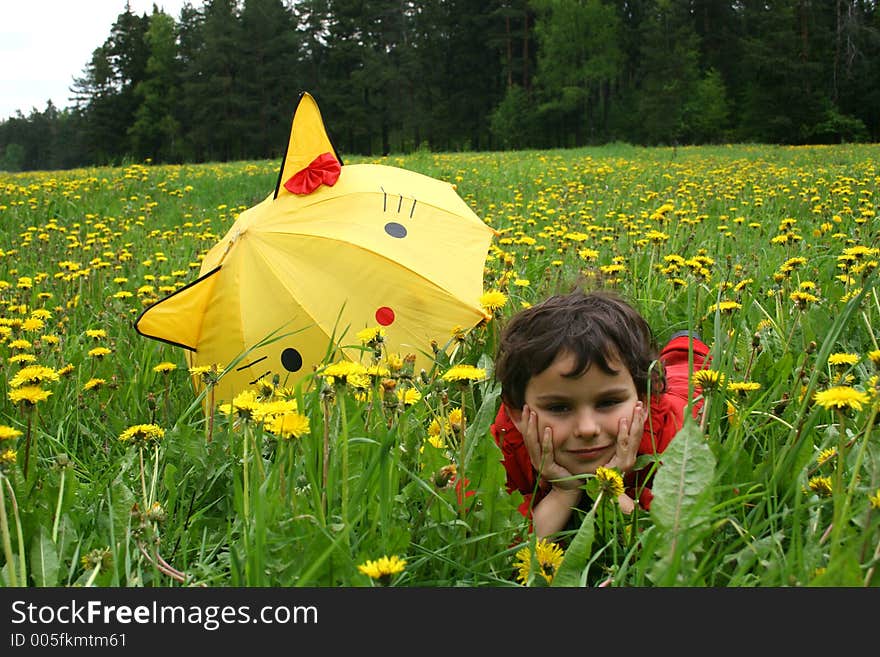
517 405 580 490
604 401 645 474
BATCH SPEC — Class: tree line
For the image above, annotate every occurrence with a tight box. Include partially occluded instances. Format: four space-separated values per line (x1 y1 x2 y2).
2 0 879 172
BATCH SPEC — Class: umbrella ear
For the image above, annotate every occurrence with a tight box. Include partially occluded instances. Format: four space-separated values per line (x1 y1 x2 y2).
133 267 222 351
274 91 343 199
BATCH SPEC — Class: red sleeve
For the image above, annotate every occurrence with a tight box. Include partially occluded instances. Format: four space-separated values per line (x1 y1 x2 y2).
630 334 711 509
491 404 547 517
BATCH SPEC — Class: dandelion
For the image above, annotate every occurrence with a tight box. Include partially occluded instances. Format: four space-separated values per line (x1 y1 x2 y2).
118 423 165 448
868 350 880 369
8 385 52 406
479 290 508 314
808 475 833 497
595 466 625 499
189 363 221 386
153 361 177 374
357 555 407 585
396 387 422 406
0 426 22 442
83 378 106 392
706 300 742 315
813 386 870 412
218 389 262 421
727 381 761 396
355 326 385 344
85 329 107 340
321 360 370 389
691 369 726 392
21 317 44 332
816 448 837 466
264 412 310 439
514 538 565 585
827 352 859 368
441 364 486 383
0 448 16 472
8 353 37 366
869 489 880 510
88 346 112 359
790 291 820 309
9 365 59 388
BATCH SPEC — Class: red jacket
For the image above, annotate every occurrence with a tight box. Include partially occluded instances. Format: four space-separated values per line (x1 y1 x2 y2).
490 334 710 518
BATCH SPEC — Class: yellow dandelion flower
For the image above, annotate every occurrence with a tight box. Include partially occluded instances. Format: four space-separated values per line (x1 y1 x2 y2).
691 369 726 392
219 389 262 420
441 364 486 383
88 347 112 359
21 317 44 332
57 363 75 377
189 364 221 385
83 378 106 392
595 466 625 499
8 353 37 365
869 489 880 510
868 350 880 369
321 360 370 388
727 381 762 396
0 425 23 441
118 423 165 448
85 329 107 340
355 326 385 344
0 448 17 471
813 386 870 412
827 352 859 367
808 475 833 497
514 538 565 585
8 339 32 350
153 361 177 374
396 387 422 406
264 412 310 440
9 365 59 388
9 385 52 406
789 291 820 308
706 300 742 315
816 448 837 466
479 290 508 313
357 555 407 584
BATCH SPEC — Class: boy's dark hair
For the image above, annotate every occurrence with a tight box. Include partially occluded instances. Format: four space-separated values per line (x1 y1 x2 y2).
494 289 663 409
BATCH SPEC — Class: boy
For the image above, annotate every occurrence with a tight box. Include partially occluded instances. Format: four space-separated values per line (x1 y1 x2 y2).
491 289 709 538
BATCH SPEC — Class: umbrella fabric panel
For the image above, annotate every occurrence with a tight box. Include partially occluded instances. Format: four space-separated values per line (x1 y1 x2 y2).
247 178 493 303
239 231 487 368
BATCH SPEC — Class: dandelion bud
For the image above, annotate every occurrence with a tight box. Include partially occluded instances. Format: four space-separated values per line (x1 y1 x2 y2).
433 464 457 489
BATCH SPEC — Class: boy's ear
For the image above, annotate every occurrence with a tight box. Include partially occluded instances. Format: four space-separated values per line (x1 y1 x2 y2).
505 403 523 425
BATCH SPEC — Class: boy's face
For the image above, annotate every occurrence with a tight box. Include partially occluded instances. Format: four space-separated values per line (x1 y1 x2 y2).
517 348 641 476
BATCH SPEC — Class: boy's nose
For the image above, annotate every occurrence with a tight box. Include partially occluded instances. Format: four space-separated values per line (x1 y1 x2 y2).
574 408 600 438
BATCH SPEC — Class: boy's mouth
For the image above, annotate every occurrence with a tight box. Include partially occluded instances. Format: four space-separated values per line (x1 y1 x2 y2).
567 445 613 460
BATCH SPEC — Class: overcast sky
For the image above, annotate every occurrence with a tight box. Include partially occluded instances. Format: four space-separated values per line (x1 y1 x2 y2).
0 0 191 121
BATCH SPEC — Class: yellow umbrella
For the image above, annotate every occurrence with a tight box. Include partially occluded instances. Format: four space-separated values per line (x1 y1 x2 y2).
135 92 495 402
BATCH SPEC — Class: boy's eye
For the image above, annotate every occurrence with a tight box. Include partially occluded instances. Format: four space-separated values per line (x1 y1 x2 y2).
596 398 623 409
545 403 570 414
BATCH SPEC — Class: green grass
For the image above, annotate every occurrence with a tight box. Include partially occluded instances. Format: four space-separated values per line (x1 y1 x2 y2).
1 142 879 587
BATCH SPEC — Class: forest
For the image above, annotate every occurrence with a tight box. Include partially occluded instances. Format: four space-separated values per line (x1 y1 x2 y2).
2 0 879 172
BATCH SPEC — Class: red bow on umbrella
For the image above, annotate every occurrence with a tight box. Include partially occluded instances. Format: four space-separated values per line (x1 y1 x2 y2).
284 152 341 195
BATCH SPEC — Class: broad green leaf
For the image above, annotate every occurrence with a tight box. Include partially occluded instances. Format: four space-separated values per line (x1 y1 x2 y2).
30 527 59 587
649 415 715 534
551 503 596 587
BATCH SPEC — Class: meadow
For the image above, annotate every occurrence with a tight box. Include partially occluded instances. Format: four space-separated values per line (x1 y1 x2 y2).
0 142 878 587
